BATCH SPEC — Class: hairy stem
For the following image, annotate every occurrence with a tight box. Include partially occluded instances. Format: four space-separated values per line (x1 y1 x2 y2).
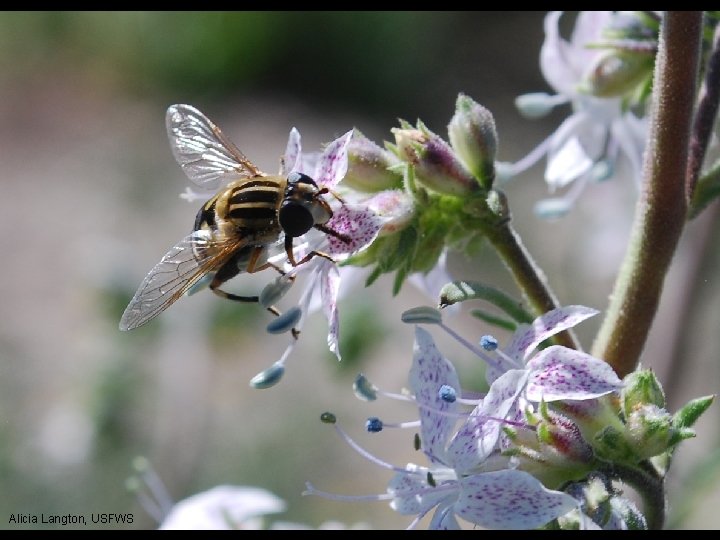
591 12 702 377
686 22 720 202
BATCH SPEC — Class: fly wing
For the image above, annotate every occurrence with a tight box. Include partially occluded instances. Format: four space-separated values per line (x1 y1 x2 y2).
119 231 246 331
166 104 263 190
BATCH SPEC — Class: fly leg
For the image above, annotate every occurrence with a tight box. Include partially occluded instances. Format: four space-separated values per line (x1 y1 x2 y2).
211 247 300 339
283 224 353 268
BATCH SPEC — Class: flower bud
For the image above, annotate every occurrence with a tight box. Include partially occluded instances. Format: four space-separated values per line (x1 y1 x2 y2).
581 50 654 99
392 121 480 197
625 404 675 459
343 132 403 192
448 94 498 189
537 405 594 465
621 369 665 418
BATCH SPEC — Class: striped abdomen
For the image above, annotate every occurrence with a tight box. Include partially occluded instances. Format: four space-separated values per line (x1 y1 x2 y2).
214 176 286 236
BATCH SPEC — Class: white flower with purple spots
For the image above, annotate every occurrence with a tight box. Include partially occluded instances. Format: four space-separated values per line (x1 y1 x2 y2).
498 11 649 218
425 305 623 453
384 327 578 529
249 128 387 389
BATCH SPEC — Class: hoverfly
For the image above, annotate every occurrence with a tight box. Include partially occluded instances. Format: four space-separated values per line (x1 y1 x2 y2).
119 104 349 332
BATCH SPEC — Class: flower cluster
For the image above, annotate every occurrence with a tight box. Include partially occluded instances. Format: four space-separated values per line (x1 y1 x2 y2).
497 11 657 218
305 304 711 529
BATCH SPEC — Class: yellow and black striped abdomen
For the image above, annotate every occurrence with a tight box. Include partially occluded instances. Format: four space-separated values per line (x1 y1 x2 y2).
215 177 286 234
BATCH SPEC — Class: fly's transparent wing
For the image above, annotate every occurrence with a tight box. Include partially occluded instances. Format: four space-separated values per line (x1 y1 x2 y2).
119 231 246 331
166 104 263 190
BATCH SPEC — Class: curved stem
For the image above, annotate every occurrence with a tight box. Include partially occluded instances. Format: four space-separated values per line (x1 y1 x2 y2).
483 219 580 350
591 12 702 377
686 22 720 203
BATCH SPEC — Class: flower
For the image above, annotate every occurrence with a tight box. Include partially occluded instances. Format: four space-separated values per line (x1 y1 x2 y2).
386 327 579 529
434 305 624 426
159 485 286 530
305 327 580 529
250 128 387 387
498 11 651 218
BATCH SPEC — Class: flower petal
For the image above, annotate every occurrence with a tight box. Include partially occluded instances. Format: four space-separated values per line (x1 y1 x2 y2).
546 133 594 189
282 128 302 176
610 112 648 187
326 204 383 256
504 305 599 364
540 11 578 96
388 464 453 516
363 189 415 234
159 485 286 530
525 345 623 401
314 130 353 188
410 327 460 465
446 369 528 473
320 262 341 360
429 499 462 530
454 470 578 529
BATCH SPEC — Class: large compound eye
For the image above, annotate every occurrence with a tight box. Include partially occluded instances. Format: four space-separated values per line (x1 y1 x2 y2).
279 202 314 237
287 171 318 188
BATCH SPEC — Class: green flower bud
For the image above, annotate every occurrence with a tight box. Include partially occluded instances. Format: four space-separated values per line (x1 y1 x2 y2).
621 369 665 419
581 50 654 99
593 425 638 462
392 121 480 197
448 93 498 189
625 404 674 459
344 131 403 192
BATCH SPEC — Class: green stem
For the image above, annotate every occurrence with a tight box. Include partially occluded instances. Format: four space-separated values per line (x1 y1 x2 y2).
483 219 579 350
591 12 702 378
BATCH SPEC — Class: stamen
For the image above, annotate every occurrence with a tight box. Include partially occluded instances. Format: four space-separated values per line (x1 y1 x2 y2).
479 335 498 351
495 134 554 182
515 92 570 119
127 456 174 523
330 421 418 475
266 306 302 335
438 322 506 373
249 362 285 389
366 417 383 433
302 482 393 502
438 384 457 403
353 373 378 401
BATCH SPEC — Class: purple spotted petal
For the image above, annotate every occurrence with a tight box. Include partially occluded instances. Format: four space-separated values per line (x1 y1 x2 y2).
388 465 454 515
314 130 353 188
320 262 341 360
505 305 599 364
282 128 302 176
410 327 460 465
525 345 623 402
446 369 528 474
326 205 383 256
455 470 578 529
364 189 415 233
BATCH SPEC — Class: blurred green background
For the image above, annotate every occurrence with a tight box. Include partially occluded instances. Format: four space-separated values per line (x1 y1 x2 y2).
0 11 718 529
